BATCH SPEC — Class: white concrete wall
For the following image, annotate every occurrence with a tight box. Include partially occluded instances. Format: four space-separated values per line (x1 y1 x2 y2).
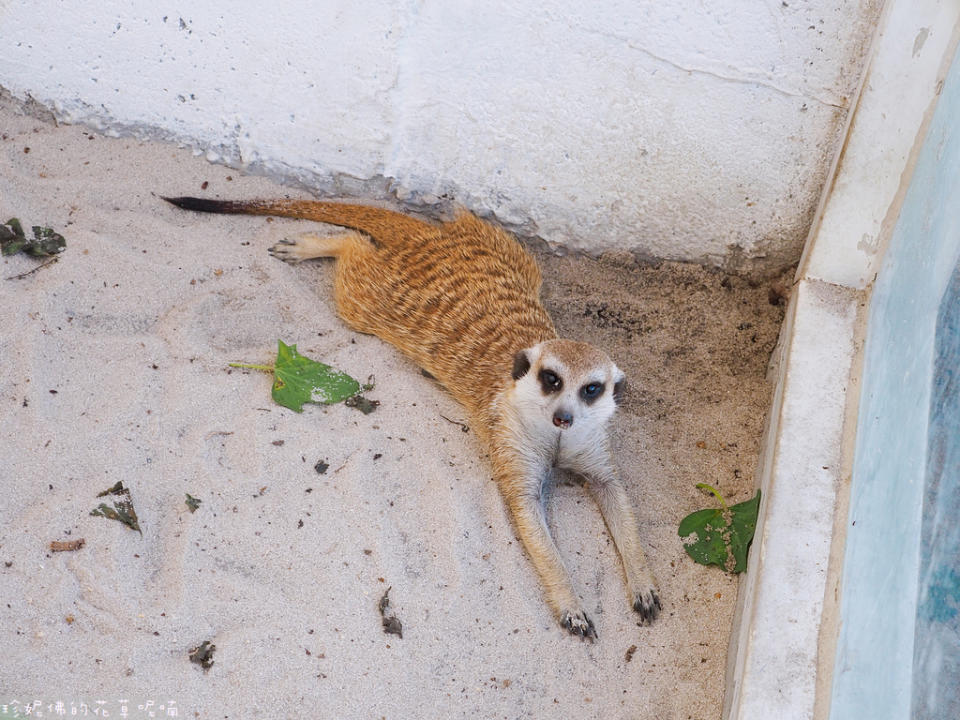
0 0 881 276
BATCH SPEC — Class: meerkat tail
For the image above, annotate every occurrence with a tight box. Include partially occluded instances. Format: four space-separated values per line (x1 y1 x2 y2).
161 196 433 247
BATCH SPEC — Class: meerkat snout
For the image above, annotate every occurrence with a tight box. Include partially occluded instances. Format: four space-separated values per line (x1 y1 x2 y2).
552 409 573 429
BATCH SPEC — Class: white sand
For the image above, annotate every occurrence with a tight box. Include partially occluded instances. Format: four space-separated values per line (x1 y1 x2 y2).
0 96 773 719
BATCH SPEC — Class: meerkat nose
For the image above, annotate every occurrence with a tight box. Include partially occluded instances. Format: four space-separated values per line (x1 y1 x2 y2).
552 410 573 429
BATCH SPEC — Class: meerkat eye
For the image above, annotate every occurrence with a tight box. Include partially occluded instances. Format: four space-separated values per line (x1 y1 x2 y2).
538 369 563 394
580 382 605 403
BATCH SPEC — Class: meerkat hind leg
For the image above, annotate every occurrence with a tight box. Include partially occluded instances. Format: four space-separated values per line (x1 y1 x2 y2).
268 231 360 264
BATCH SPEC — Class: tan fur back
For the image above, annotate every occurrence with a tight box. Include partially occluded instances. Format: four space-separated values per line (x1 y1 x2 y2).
333 212 556 422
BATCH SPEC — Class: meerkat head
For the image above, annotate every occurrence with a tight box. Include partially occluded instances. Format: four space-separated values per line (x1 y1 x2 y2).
509 339 625 436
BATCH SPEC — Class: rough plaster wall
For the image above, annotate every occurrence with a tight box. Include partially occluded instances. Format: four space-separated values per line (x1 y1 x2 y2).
0 0 882 276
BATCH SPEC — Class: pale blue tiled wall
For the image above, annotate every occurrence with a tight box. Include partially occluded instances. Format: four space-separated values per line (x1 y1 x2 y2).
830 42 960 720
913 262 960 718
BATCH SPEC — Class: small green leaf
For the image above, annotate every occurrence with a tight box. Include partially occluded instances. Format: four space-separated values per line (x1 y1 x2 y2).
5 218 25 238
28 225 67 256
1 218 26 255
271 340 361 413
678 488 760 573
185 493 202 513
90 481 141 534
1 239 27 256
1 218 66 257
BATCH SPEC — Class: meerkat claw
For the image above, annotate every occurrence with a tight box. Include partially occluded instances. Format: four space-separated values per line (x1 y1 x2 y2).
632 588 662 625
268 240 302 264
562 609 597 640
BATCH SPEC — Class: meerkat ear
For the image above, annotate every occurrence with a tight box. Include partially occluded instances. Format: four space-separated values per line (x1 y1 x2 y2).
512 350 532 380
613 373 626 404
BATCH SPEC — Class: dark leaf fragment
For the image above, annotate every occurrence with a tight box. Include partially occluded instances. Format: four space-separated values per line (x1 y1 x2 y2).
377 586 403 639
382 616 403 637
28 225 67 256
90 481 141 534
189 640 216 670
345 394 379 414
0 218 66 257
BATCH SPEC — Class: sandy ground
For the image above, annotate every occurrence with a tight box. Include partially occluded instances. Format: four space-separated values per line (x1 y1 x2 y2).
0 96 786 719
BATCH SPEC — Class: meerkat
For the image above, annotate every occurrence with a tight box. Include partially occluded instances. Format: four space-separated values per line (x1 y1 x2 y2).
163 195 661 638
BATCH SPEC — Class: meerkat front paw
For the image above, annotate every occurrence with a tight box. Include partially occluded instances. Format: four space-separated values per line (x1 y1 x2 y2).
561 608 597 640
632 586 662 625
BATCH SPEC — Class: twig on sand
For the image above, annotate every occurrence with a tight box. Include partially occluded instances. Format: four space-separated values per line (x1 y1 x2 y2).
6 255 59 280
439 414 470 433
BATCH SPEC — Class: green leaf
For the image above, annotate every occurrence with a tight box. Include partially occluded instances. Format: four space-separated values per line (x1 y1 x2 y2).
1 239 27 256
271 340 361 412
27 225 67 256
5 218 25 238
1 218 26 255
185 493 202 513
0 218 66 256
678 488 760 573
90 481 142 534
